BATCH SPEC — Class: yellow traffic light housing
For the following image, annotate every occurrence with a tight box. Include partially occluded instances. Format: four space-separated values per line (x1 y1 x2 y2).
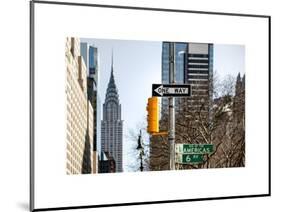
146 97 159 134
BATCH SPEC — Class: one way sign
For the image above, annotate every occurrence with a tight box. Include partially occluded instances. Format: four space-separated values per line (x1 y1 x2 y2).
152 84 192 97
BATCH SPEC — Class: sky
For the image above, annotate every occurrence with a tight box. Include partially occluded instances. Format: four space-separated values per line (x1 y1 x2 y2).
80 38 245 172
214 44 245 79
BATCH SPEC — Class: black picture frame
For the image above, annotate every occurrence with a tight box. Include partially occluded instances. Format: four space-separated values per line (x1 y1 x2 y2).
30 1 271 211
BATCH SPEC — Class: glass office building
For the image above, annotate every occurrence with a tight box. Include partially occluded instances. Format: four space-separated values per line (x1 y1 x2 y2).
161 42 213 116
162 42 187 84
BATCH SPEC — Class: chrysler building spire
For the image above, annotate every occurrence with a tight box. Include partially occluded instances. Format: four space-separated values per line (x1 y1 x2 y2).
111 49 114 74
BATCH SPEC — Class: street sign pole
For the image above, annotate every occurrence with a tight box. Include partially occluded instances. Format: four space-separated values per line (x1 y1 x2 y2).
169 42 175 170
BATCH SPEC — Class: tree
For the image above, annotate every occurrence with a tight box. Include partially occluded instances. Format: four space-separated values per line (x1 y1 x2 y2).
149 73 245 170
126 119 150 172
213 71 236 98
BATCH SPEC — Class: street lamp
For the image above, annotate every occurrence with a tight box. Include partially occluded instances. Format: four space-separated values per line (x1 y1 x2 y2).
136 130 144 172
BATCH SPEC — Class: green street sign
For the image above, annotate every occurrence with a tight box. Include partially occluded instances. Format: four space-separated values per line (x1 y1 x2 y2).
175 144 214 155
176 154 204 164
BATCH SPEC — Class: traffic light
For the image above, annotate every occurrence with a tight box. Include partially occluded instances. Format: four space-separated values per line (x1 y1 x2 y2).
146 97 159 134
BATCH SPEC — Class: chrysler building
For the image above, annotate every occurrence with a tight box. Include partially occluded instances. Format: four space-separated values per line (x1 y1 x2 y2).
101 55 123 172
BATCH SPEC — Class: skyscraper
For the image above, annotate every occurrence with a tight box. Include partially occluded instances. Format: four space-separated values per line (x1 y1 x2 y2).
65 37 94 174
184 43 213 115
161 42 188 116
80 42 100 174
161 42 213 116
162 42 187 84
101 56 123 173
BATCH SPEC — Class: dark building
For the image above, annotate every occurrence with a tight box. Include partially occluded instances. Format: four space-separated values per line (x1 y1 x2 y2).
233 73 245 127
99 152 116 173
87 77 97 151
80 43 99 149
80 42 100 173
